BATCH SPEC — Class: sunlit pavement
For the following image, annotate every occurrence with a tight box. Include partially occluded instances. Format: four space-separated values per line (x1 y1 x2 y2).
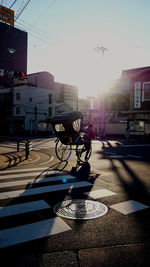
0 138 150 266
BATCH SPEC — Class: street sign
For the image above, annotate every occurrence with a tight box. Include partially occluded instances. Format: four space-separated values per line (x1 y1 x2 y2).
0 5 14 25
134 82 141 109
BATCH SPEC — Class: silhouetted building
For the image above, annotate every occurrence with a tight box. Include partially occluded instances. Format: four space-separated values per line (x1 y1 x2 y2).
0 22 27 88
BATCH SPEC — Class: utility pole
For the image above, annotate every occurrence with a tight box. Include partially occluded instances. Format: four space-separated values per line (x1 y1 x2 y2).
93 45 109 137
93 46 109 55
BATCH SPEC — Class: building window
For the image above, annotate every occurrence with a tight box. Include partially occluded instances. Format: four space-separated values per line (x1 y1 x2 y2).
142 82 150 101
49 107 52 116
16 92 20 100
29 97 32 102
49 94 52 104
16 106 20 115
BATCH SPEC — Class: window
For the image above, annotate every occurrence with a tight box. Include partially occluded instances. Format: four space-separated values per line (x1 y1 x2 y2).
16 106 20 114
55 124 65 132
29 97 32 102
49 107 52 116
16 92 20 100
49 94 52 104
142 82 150 101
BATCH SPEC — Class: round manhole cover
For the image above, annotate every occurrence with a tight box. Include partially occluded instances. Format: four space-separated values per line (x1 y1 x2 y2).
53 199 108 220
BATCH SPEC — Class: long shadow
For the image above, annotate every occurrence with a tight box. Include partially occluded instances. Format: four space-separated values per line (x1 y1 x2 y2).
96 140 150 251
0 151 27 171
97 140 150 198
0 153 97 260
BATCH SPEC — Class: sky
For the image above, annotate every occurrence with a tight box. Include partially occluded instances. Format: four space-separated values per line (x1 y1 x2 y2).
3 0 150 98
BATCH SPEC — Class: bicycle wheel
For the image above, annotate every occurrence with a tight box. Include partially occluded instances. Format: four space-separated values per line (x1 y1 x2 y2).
55 139 72 161
76 138 92 163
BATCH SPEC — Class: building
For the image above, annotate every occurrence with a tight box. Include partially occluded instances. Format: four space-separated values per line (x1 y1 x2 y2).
0 22 27 88
54 82 78 112
121 66 150 136
27 71 54 90
13 84 55 134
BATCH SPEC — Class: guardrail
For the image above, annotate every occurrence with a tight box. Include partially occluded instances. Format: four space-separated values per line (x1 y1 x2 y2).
17 140 32 159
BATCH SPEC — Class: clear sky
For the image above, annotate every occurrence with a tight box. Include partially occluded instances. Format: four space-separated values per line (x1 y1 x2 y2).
3 0 150 98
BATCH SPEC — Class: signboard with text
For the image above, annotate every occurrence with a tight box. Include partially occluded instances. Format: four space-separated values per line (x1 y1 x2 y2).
134 82 141 109
0 5 14 25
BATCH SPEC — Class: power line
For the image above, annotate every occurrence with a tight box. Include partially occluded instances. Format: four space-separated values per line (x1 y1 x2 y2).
9 0 18 9
18 17 55 41
0 0 31 42
15 0 31 22
31 0 57 27
15 19 54 44
14 0 25 14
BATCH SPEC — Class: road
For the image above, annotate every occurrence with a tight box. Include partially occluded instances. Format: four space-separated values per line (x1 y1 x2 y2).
0 138 150 266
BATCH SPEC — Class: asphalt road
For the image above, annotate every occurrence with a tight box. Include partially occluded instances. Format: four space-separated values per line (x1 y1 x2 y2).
0 138 150 266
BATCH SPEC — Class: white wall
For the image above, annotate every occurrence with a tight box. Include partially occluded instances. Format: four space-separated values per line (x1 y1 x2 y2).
14 85 55 132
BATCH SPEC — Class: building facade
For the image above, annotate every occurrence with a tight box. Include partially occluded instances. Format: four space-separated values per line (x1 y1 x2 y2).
13 85 55 134
27 72 54 90
0 22 27 88
121 66 150 136
54 82 78 112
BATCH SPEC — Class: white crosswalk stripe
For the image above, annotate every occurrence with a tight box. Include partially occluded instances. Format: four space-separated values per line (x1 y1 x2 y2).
0 175 77 189
0 200 50 218
0 217 71 248
0 167 92 248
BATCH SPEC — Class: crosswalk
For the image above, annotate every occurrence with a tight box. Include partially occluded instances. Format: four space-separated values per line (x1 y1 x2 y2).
0 167 92 248
0 167 149 249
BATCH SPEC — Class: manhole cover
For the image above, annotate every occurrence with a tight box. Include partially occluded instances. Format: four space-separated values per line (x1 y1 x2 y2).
53 199 108 220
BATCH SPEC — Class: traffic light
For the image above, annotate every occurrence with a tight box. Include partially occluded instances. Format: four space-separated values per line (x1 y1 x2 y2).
14 72 26 78
22 72 26 77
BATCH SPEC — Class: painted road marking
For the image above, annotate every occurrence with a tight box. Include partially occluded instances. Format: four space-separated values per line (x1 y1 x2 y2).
122 144 150 148
0 171 61 180
0 167 56 174
104 153 142 159
84 189 116 199
104 152 116 155
110 200 149 215
0 181 92 200
127 155 142 159
39 155 54 165
0 200 50 218
0 175 77 188
107 155 124 159
0 217 71 248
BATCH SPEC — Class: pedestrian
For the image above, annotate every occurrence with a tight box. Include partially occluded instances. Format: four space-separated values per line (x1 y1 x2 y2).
125 126 130 141
88 123 95 140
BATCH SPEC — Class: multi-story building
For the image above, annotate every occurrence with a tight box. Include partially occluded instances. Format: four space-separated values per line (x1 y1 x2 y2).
121 66 150 136
0 21 28 133
27 71 54 90
54 82 78 112
0 22 27 88
13 84 55 134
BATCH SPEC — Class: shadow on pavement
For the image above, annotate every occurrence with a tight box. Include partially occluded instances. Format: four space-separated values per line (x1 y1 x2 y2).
96 141 150 246
0 151 27 171
0 156 99 266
